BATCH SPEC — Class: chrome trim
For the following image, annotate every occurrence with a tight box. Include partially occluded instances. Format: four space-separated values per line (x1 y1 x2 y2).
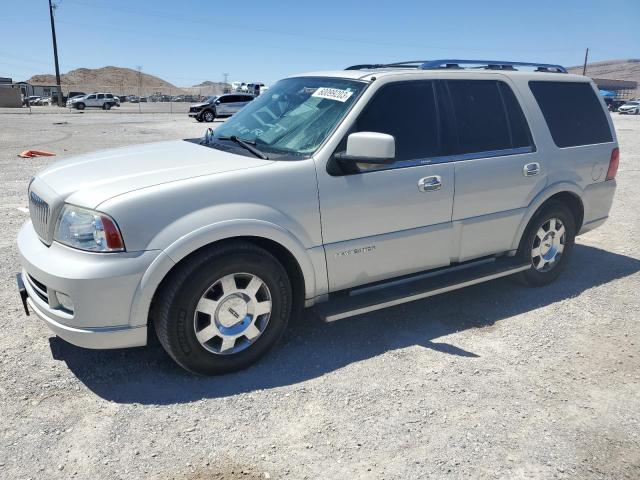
28 190 51 244
353 146 535 174
323 264 530 322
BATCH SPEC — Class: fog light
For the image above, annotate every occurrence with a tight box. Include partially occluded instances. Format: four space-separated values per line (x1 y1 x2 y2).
56 292 74 313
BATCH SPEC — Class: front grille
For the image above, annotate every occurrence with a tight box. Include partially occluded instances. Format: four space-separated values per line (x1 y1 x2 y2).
29 190 50 242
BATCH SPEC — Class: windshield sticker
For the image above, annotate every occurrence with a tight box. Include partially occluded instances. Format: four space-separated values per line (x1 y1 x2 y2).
312 87 354 103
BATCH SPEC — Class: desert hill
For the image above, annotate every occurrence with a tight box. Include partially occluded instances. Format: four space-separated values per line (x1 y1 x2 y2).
26 66 186 96
568 58 640 96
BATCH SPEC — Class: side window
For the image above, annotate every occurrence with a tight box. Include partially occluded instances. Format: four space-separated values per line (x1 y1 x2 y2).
446 80 512 154
529 81 613 148
354 81 440 162
219 96 232 104
106 94 113 99
86 94 96 100
97 94 105 99
497 82 532 149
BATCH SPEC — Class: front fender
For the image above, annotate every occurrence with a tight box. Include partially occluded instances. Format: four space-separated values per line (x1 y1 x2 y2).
509 181 584 252
128 218 326 328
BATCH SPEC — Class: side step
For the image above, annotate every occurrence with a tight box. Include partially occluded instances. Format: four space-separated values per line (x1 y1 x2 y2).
315 257 530 322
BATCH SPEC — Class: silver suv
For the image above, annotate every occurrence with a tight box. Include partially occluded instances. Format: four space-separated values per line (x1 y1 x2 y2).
67 92 119 110
17 59 619 375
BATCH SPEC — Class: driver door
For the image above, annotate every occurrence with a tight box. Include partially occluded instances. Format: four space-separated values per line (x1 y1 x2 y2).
85 94 97 107
317 80 455 292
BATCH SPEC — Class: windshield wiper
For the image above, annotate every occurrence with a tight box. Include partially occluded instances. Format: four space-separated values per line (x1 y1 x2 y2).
217 135 269 160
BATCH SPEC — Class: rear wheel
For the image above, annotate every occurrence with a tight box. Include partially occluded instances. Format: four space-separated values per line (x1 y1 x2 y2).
154 242 292 375
515 201 576 287
103 102 111 110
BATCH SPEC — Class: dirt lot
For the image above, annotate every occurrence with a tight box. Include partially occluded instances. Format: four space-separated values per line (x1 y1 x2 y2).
0 111 638 480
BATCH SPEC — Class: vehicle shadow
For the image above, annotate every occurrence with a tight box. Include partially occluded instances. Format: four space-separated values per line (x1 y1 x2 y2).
48 245 640 404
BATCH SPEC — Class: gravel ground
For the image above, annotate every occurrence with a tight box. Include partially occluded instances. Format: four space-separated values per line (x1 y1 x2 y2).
0 112 638 480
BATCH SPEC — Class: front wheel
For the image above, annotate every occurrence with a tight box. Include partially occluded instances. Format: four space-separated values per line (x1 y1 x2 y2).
76 102 85 110
202 109 216 122
103 103 111 110
154 242 292 375
515 201 576 287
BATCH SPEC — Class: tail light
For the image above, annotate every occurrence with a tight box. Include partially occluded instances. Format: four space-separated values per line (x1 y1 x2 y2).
606 147 619 181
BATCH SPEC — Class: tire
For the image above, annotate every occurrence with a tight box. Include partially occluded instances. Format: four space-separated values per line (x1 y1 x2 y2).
515 201 576 287
154 241 292 375
202 109 216 122
76 103 85 110
103 103 111 111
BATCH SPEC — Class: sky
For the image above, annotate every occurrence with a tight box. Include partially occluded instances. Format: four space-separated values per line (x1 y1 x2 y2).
1 0 639 87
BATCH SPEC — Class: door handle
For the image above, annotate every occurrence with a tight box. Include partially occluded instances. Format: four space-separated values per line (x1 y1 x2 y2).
523 162 541 177
418 175 442 192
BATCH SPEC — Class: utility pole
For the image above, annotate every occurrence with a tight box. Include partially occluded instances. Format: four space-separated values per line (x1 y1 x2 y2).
582 48 589 76
223 73 229 93
48 0 63 107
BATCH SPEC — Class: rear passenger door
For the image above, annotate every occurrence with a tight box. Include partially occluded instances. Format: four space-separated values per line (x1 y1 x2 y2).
443 78 545 261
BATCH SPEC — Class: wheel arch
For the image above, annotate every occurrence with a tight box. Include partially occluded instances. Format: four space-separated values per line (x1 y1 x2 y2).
128 223 324 330
511 183 585 251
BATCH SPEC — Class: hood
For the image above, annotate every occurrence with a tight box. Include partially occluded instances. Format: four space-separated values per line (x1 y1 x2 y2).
190 102 211 108
35 140 273 208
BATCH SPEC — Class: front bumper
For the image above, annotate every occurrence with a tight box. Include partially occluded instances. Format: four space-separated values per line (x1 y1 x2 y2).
188 111 201 118
17 221 160 349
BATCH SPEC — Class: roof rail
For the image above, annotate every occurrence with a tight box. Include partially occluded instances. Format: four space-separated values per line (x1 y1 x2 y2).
345 59 568 73
419 59 567 73
345 60 428 71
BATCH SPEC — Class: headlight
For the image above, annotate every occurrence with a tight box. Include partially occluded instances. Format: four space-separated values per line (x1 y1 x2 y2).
54 205 125 252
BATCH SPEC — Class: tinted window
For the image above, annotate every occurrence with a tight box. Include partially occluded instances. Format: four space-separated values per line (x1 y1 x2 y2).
354 81 440 162
498 82 532 149
219 96 233 103
86 95 96 99
97 94 104 99
447 80 512 153
529 81 612 147
106 94 113 98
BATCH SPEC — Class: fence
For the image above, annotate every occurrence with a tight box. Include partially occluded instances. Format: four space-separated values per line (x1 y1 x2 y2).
19 83 230 113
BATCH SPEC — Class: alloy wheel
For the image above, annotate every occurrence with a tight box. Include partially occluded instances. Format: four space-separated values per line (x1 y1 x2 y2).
193 273 272 355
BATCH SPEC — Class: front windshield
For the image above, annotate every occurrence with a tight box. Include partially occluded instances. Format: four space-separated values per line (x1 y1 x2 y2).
205 96 218 103
210 77 366 157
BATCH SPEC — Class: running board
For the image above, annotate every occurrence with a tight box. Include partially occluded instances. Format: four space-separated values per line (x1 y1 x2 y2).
315 257 530 322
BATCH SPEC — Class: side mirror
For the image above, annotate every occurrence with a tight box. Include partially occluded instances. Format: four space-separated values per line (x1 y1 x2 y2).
214 100 221 105
335 132 395 165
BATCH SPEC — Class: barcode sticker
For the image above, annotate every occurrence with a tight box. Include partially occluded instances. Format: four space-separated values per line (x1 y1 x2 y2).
312 87 354 103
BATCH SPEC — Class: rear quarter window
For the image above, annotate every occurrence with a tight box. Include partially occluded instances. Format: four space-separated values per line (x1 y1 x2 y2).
529 81 613 148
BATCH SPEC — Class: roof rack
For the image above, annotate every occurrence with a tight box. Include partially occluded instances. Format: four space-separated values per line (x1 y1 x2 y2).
345 61 428 70
420 59 567 73
345 59 567 73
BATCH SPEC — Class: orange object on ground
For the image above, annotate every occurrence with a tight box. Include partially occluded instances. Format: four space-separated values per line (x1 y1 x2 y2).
18 150 56 158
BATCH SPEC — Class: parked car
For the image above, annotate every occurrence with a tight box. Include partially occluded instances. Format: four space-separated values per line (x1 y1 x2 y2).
66 92 120 110
247 83 268 95
188 93 254 122
17 59 619 375
63 91 86 103
23 96 42 106
618 101 639 115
